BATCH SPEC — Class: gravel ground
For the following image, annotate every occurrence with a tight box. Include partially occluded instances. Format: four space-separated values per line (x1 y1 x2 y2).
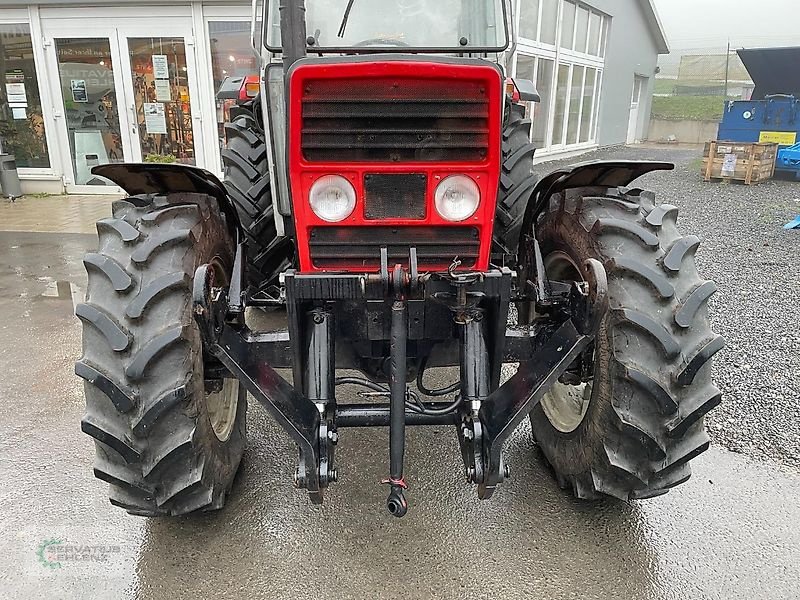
537 144 800 470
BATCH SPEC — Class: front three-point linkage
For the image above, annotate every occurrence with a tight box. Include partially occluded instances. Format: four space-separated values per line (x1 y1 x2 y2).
193 243 336 506
456 255 608 499
381 263 411 517
193 237 608 515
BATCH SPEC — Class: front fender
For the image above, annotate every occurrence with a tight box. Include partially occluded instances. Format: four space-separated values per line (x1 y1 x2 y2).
518 160 674 254
92 163 241 239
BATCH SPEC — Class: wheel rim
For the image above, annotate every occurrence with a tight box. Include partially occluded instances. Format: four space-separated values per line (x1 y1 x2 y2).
204 258 239 442
206 378 239 442
540 251 594 433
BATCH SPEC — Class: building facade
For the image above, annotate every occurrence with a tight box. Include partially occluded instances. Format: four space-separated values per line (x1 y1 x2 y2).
0 0 667 195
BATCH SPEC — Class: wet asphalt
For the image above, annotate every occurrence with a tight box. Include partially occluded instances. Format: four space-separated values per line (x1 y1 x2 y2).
2 148 800 599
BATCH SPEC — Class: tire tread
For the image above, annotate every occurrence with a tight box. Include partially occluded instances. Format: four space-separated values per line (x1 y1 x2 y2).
529 186 723 500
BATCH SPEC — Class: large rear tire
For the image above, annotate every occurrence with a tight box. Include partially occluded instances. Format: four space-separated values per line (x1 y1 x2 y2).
77 193 246 516
528 187 723 500
222 100 293 296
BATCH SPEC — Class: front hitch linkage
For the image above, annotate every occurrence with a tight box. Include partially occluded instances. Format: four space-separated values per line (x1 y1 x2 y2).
383 294 409 517
192 240 609 516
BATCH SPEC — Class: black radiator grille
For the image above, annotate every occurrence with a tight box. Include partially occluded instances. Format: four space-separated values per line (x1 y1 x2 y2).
309 227 479 270
300 78 490 163
364 173 427 220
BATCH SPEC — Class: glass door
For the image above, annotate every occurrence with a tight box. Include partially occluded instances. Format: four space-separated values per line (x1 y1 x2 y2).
44 18 203 193
120 36 198 165
48 33 132 190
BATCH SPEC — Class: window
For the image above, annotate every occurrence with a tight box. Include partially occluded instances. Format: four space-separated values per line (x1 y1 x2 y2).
560 1 576 50
267 0 508 50
514 0 607 152
600 15 609 57
540 0 558 45
580 68 597 143
0 23 49 168
519 0 539 41
515 54 537 138
552 64 570 145
588 11 601 55
533 58 554 148
562 3 606 57
516 55 536 81
575 6 590 54
54 38 123 185
632 75 644 106
567 65 584 143
208 21 258 169
553 63 601 147
592 72 603 140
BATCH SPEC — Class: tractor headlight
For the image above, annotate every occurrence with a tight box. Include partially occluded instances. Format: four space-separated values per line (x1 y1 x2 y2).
434 175 480 222
309 175 356 222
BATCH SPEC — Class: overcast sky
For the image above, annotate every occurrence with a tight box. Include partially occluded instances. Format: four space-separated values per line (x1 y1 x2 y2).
653 0 800 50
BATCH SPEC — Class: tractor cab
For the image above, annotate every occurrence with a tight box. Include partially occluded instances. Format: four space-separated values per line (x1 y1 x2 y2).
265 0 509 53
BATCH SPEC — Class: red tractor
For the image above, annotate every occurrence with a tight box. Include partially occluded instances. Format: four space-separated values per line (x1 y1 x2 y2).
77 0 723 517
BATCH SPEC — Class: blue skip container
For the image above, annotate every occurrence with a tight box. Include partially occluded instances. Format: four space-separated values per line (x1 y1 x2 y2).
717 47 800 177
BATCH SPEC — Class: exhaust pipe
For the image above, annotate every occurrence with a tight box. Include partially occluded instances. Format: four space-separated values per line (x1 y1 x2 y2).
279 0 307 70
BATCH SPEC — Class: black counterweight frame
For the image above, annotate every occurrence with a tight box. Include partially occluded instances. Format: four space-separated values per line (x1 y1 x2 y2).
192 244 608 516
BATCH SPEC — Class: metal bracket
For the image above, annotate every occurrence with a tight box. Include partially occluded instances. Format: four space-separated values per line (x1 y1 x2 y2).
228 241 247 316
476 319 591 498
460 259 609 499
192 263 330 504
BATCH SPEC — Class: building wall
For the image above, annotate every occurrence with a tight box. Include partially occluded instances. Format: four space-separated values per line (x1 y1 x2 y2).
511 0 663 159
589 0 660 146
0 1 665 194
0 2 255 194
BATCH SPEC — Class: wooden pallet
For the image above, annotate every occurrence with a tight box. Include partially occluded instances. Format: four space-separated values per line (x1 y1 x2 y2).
702 140 778 185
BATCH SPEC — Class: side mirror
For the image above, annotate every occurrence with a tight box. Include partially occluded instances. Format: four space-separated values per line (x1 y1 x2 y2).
511 78 541 103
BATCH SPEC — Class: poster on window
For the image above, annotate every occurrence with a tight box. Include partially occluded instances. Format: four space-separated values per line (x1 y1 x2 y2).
143 102 168 134
152 55 169 79
5 69 24 83
154 79 171 101
5 70 27 105
5 82 27 105
71 79 88 103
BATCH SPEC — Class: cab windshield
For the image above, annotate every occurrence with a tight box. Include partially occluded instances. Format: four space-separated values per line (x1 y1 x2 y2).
266 0 508 52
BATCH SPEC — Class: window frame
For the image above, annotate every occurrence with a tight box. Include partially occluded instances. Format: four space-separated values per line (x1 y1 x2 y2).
0 10 58 176
513 0 608 155
199 6 253 177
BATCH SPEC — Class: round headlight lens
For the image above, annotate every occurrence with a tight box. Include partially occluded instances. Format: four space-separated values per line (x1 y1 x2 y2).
434 175 480 222
309 175 357 222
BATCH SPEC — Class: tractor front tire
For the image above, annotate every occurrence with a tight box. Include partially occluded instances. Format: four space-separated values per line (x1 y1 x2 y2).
222 100 293 296
528 187 723 500
77 194 246 516
493 103 539 256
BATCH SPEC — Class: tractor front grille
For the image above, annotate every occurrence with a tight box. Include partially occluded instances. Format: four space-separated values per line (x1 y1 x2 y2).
364 173 427 220
309 226 479 270
300 78 490 163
